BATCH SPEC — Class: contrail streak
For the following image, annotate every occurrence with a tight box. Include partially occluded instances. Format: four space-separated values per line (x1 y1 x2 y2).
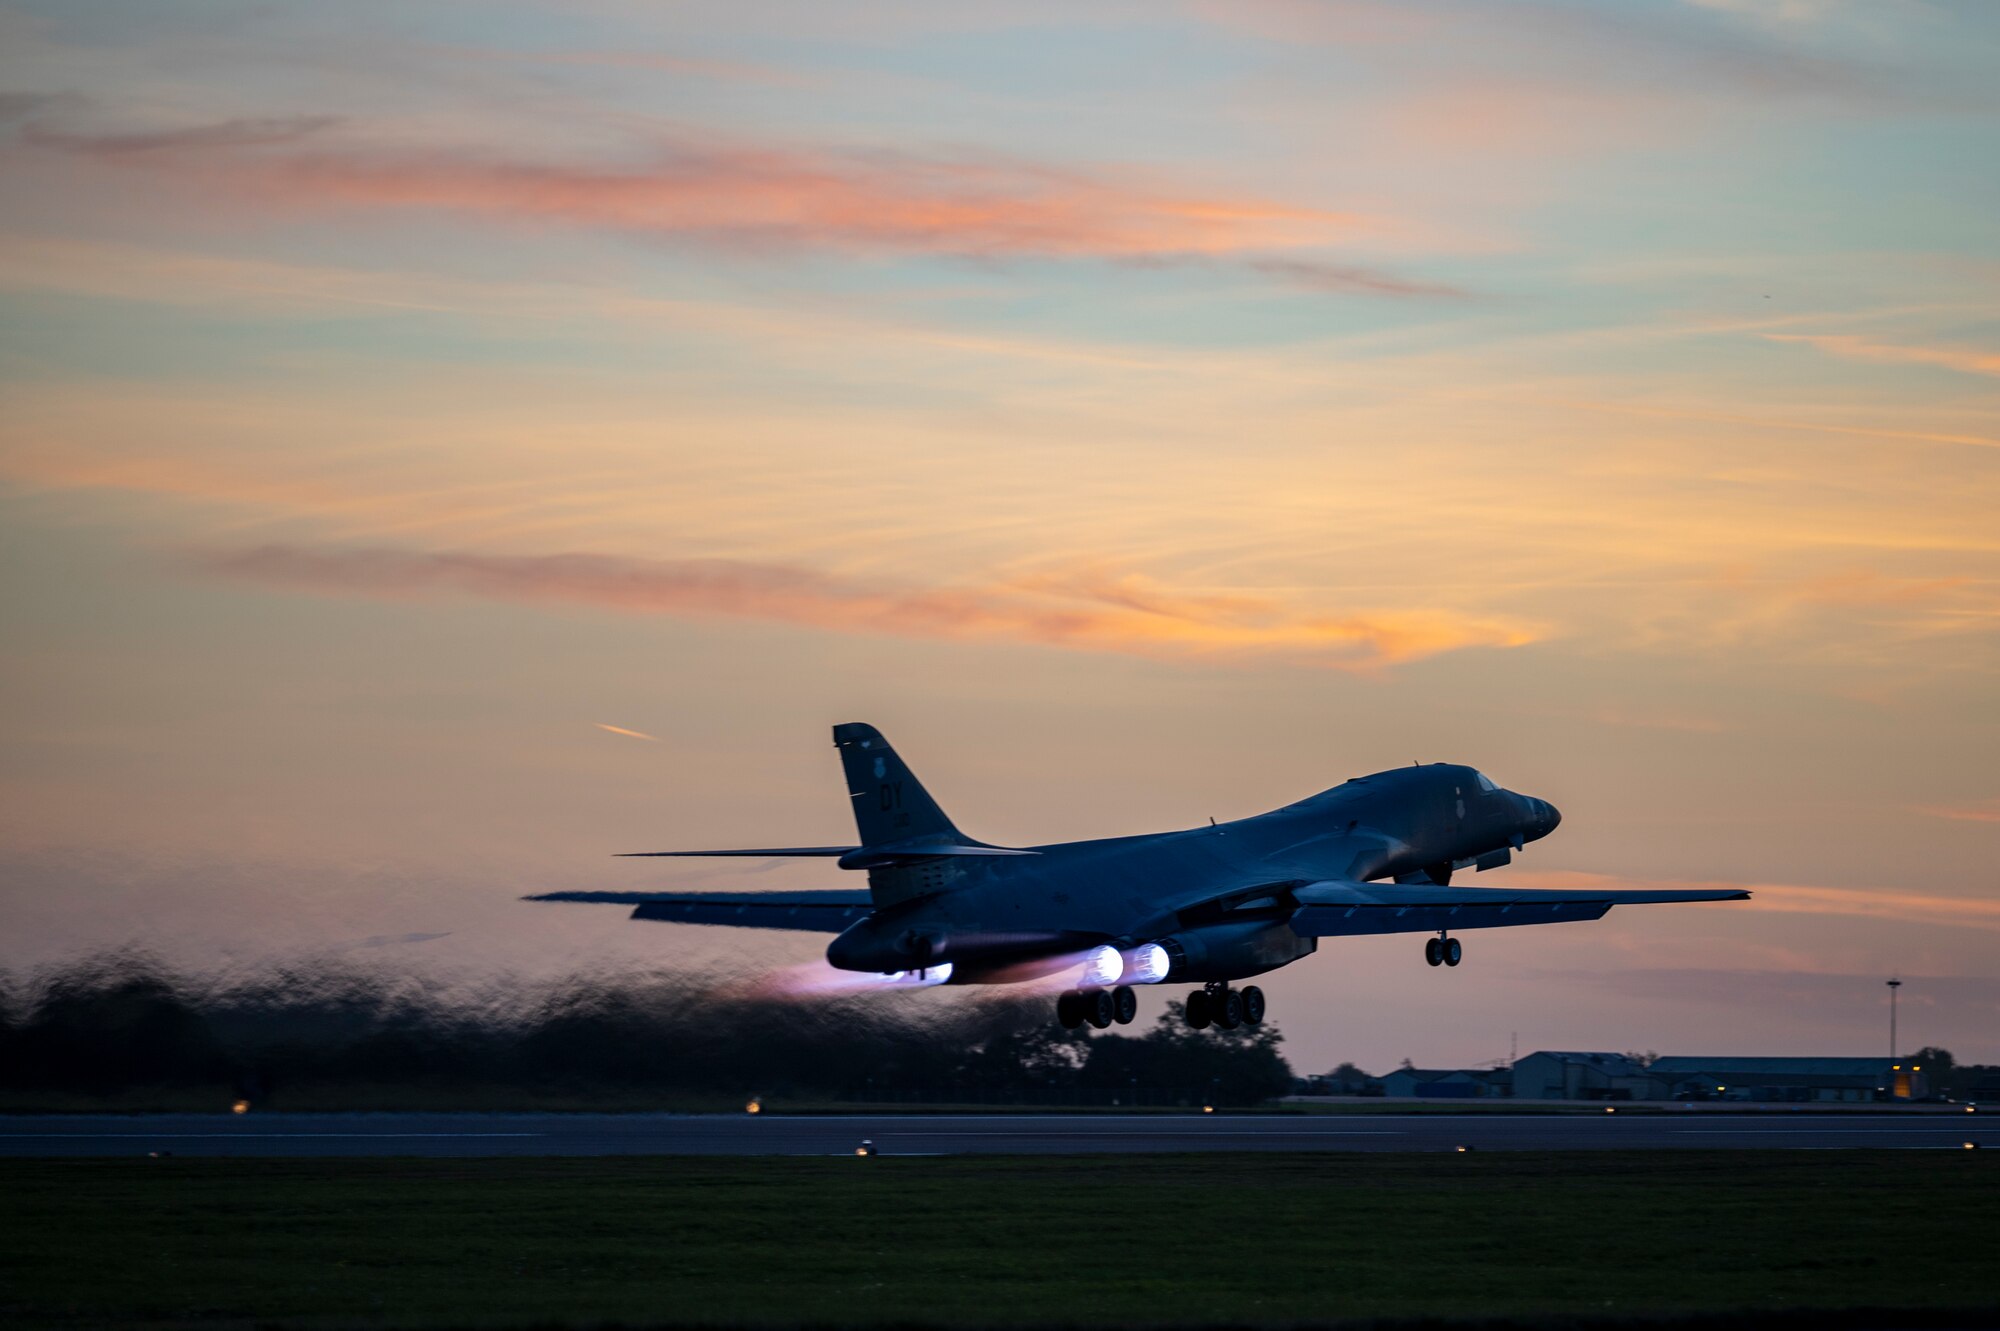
595 722 659 741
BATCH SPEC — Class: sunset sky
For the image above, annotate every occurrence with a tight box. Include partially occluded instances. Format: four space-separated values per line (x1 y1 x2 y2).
3 0 1996 1071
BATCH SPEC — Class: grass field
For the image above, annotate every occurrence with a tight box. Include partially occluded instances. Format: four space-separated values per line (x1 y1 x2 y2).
3 1152 1995 1329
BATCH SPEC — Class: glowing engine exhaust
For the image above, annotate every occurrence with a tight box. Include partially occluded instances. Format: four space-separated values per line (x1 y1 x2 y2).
1121 942 1170 984
1075 942 1169 988
1078 945 1123 988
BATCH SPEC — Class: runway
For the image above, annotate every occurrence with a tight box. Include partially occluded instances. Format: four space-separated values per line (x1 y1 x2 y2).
2 1110 1990 1156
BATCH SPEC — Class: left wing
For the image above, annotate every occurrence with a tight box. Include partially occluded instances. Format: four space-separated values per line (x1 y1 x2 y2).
616 846 856 858
526 889 873 933
1289 880 1747 938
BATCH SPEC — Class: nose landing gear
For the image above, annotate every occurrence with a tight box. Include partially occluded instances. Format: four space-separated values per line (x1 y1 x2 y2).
1424 933 1463 967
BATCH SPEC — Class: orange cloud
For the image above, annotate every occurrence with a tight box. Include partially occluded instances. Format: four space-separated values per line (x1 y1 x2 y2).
5 107 1465 286
192 545 1539 672
269 145 1330 259
1764 332 2000 379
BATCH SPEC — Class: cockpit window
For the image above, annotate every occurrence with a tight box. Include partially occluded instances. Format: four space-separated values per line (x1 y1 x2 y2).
1474 771 1497 792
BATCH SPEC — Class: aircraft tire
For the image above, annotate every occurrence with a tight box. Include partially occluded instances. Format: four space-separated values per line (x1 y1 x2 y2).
1056 989 1084 1029
1086 988 1117 1029
1444 938 1463 967
1213 988 1243 1030
1240 985 1266 1026
1424 937 1443 967
1184 989 1212 1030
1112 984 1138 1025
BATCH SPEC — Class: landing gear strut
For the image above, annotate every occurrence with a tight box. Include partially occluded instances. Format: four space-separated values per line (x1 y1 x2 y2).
1425 933 1463 967
1056 984 1139 1030
1183 982 1265 1032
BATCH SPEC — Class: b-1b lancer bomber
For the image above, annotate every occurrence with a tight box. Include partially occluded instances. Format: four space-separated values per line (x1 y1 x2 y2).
533 724 1747 1031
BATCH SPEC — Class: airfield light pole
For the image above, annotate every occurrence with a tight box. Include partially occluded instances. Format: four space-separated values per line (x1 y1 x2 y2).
1886 978 1902 1061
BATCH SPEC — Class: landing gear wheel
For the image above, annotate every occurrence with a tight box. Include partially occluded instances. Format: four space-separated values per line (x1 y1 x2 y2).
1112 985 1138 1025
1184 989 1212 1030
1213 988 1244 1030
1086 988 1117 1029
1240 985 1266 1026
1056 989 1084 1029
1424 937 1443 967
1443 937 1462 967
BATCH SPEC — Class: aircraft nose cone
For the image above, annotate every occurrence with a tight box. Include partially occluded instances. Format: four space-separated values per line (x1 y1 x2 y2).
1540 799 1562 834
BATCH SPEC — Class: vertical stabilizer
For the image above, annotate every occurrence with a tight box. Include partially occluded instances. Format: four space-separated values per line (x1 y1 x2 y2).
832 722 964 848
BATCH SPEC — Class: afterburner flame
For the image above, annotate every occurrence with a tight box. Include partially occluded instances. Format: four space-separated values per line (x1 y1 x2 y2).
1121 942 1170 984
1078 944 1123 988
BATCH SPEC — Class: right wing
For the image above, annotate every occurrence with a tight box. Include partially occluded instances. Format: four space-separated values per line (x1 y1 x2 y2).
1289 880 1748 937
526 889 874 933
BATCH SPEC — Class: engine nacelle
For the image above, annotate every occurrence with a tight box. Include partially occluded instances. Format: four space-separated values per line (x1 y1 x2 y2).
1156 920 1315 982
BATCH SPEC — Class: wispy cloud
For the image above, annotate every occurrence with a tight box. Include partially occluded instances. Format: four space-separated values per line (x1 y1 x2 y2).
1763 332 2000 379
191 545 1539 672
22 114 340 156
595 722 660 742
462 45 816 90
1210 0 1905 104
3 102 1456 293
1245 257 1468 299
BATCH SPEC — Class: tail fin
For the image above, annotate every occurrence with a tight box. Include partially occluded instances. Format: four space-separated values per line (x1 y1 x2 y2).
833 722 964 848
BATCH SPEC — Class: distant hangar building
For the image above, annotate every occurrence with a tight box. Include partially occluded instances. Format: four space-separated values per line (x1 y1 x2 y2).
1380 1066 1510 1099
1511 1051 1663 1101
1510 1052 1929 1102
1648 1056 1928 1103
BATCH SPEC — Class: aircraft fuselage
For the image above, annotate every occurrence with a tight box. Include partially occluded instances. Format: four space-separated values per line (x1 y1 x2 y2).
824 763 1559 982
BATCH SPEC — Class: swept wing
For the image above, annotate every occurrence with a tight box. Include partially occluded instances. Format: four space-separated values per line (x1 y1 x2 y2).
1290 880 1748 938
525 889 873 932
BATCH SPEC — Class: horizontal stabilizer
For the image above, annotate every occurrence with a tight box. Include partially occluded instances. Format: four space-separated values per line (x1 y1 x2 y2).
617 846 857 858
834 840 1038 870
526 889 873 933
1289 880 1748 939
615 843 1035 866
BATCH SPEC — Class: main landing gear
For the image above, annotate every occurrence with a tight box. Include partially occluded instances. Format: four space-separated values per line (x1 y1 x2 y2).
1056 984 1139 1030
1055 980 1270 1034
1183 982 1266 1032
1424 933 1463 967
